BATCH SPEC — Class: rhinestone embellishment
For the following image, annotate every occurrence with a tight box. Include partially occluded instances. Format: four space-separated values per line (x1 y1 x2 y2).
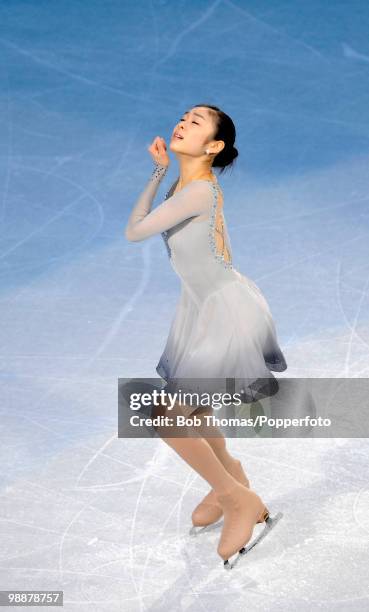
208 181 233 269
161 229 171 258
149 162 171 256
150 162 168 182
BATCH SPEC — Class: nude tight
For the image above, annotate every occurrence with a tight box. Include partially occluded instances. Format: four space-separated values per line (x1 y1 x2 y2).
152 403 239 496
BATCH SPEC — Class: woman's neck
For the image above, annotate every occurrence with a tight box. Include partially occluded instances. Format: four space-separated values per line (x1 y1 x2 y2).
176 163 215 189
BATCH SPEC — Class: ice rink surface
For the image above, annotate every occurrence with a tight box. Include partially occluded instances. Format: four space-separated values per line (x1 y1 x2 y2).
0 0 369 610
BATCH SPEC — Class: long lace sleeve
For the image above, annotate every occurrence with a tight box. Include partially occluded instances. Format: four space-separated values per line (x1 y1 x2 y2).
124 163 214 242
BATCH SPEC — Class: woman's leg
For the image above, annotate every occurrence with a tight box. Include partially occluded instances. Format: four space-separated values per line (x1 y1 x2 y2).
152 401 238 495
190 407 240 471
152 400 268 563
183 406 251 527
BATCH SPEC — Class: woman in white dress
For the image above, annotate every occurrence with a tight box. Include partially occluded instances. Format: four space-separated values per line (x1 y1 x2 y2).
125 104 287 568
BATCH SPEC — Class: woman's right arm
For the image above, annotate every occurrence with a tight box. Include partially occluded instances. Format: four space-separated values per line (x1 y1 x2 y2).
125 135 213 242
124 162 169 241
124 172 214 242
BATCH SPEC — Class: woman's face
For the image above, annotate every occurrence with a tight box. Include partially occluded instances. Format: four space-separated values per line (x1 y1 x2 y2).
169 106 218 157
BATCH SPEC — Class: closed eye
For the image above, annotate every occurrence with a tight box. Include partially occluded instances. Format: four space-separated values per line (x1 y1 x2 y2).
180 118 200 125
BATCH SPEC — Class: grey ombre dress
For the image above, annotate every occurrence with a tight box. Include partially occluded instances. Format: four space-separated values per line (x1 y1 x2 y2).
125 162 287 406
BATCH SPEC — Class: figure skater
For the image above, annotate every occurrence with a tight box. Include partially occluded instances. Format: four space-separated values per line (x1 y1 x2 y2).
125 104 287 568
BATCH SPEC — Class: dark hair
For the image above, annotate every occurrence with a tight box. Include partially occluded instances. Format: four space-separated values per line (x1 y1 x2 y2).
193 103 238 174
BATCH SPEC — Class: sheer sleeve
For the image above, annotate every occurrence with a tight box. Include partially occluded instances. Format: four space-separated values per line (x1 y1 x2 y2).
124 163 214 242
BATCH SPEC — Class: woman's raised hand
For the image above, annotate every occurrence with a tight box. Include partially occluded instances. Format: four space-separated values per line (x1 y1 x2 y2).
147 136 170 167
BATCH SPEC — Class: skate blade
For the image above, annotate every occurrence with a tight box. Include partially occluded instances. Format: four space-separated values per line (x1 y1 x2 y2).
189 520 223 537
223 511 283 570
